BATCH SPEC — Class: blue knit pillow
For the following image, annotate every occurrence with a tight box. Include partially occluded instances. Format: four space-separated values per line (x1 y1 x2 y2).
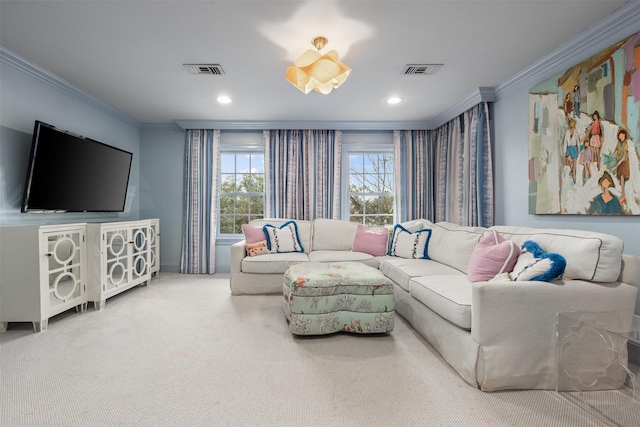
510 240 566 282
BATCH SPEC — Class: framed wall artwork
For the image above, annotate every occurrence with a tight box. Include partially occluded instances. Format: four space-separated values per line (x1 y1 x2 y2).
528 31 640 215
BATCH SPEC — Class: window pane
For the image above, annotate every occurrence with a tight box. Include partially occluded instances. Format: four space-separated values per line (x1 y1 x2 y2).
349 154 363 171
365 196 381 214
220 216 234 234
381 156 393 173
221 174 235 192
364 174 379 192
349 215 362 224
251 154 264 173
252 174 265 192
219 196 235 214
236 174 248 192
234 216 248 234
236 155 250 173
380 196 394 215
380 216 394 226
250 195 264 215
350 173 365 191
235 195 249 214
364 215 379 226
364 155 378 173
350 195 364 214
381 176 394 194
221 155 235 173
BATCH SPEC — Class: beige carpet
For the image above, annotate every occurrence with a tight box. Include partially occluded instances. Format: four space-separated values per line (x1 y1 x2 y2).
0 273 620 426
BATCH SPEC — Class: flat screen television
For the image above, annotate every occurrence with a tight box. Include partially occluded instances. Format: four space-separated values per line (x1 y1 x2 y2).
21 120 133 213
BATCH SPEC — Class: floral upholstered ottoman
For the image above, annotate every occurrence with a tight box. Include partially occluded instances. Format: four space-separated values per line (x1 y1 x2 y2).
283 262 395 335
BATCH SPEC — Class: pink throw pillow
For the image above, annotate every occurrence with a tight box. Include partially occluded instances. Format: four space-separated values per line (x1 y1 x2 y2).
468 229 520 282
352 225 389 257
241 224 267 244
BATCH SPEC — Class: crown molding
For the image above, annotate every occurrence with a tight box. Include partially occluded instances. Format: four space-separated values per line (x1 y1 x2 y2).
495 1 640 98
430 87 497 129
0 46 141 128
174 120 431 131
139 123 183 131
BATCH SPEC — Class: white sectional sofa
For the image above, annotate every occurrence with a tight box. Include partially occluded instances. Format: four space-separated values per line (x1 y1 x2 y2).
230 218 640 391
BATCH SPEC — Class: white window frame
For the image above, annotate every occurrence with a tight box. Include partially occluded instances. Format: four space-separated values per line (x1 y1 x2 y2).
218 138 265 237
341 139 395 225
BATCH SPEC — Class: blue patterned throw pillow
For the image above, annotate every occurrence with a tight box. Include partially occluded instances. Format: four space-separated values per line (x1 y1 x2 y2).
510 240 566 282
388 224 432 259
262 221 304 253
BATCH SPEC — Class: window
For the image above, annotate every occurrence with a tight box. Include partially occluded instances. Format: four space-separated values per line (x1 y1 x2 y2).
348 153 394 226
219 152 264 234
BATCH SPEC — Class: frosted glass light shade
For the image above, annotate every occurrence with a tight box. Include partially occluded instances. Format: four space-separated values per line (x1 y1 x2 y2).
286 48 351 94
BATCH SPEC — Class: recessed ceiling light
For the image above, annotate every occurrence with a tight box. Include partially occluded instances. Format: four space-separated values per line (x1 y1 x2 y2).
217 96 232 104
386 96 403 105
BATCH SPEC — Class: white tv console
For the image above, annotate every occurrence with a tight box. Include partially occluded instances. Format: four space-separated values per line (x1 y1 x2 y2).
0 219 160 332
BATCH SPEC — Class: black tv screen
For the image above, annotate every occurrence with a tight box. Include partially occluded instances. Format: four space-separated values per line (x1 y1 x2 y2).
21 121 133 213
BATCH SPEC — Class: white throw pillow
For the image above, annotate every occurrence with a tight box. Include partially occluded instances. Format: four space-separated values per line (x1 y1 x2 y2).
262 221 304 253
388 224 432 259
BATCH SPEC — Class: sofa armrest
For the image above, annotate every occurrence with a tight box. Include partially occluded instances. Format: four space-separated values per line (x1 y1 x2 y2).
471 279 637 344
470 279 637 390
230 240 247 273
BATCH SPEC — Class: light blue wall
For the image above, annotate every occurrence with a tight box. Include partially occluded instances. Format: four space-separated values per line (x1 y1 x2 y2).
0 60 141 225
139 126 186 273
493 21 640 256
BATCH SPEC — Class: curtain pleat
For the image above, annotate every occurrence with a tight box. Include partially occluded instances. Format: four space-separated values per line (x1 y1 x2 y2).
396 102 493 227
180 129 220 274
393 130 436 222
265 129 341 220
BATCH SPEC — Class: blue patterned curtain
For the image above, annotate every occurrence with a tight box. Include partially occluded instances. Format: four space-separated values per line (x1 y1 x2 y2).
433 102 494 226
264 130 341 220
180 129 220 274
393 130 437 222
394 102 493 227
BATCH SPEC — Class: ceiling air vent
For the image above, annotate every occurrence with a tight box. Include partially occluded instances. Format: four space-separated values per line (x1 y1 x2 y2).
183 64 225 75
401 64 443 75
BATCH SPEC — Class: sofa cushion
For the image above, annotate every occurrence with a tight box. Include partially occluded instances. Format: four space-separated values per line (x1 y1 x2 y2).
491 225 623 282
379 258 464 291
352 225 389 256
311 219 359 251
409 275 473 330
241 252 310 274
467 229 520 282
250 219 312 254
308 250 378 268
428 222 485 273
388 224 432 259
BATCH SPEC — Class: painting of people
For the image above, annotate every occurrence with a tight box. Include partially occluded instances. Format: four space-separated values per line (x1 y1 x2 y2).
528 31 640 215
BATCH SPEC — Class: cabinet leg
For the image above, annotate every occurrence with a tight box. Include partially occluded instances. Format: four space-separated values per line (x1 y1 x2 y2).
94 300 106 311
76 303 88 313
0 322 7 332
33 320 48 332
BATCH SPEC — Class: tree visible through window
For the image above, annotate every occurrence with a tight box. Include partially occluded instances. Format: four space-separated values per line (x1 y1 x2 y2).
219 153 264 234
349 153 394 225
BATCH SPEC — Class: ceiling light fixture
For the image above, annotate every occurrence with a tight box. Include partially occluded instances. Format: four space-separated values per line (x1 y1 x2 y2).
285 36 351 94
217 96 232 104
386 97 404 105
